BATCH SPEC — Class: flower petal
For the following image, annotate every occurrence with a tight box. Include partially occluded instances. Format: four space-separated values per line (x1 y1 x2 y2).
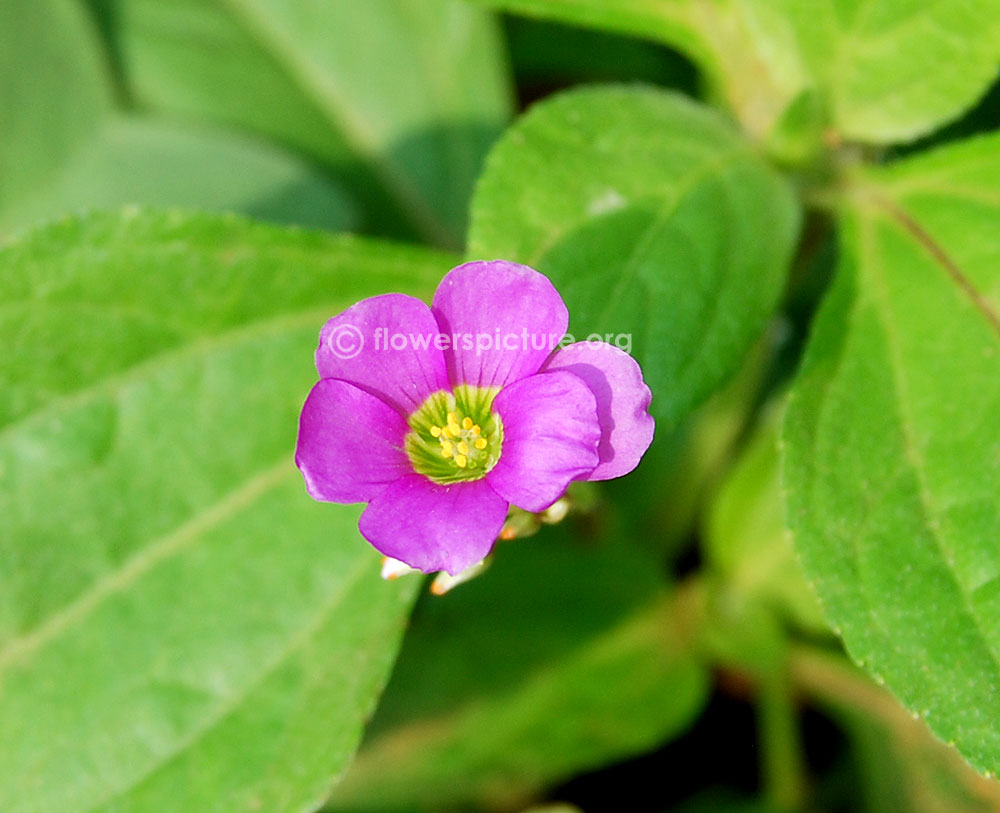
486 370 600 512
316 293 450 415
432 260 568 390
359 474 509 574
542 342 654 480
295 379 411 503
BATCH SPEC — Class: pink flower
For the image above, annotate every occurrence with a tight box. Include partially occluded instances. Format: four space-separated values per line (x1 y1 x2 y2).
295 261 654 574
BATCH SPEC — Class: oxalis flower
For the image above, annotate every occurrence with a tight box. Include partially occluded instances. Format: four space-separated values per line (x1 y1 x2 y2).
295 260 654 575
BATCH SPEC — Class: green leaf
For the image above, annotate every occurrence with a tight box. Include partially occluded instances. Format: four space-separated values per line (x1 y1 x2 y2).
0 210 459 810
326 523 708 810
605 333 775 562
791 649 1000 813
470 0 1000 143
783 133 1000 774
0 0 114 211
769 0 1000 143
463 0 804 138
705 402 827 635
1 116 358 236
468 85 800 430
505 15 697 91
111 0 513 245
840 703 1000 812
463 0 710 61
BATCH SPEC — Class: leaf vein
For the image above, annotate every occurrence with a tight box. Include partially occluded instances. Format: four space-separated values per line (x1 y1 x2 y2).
82 553 374 812
862 214 1000 682
0 458 294 677
0 305 332 442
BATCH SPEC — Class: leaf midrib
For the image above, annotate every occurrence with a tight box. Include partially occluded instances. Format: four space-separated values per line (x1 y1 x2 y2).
860 211 1000 684
0 302 343 675
0 304 333 442
82 552 374 813
0 457 293 677
592 146 748 330
874 191 1000 338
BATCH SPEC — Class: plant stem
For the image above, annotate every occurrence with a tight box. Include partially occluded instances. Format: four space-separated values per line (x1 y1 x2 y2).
757 662 807 812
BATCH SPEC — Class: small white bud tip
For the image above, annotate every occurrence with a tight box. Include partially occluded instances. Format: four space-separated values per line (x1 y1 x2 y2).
381 556 420 581
540 497 570 525
430 558 490 595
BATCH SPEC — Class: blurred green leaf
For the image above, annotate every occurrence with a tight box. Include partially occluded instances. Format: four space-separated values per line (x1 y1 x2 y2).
505 15 697 92
465 0 711 62
0 0 114 211
705 403 827 635
842 707 1000 813
465 0 796 138
1 116 358 236
0 210 460 811
603 333 776 565
468 85 799 431
783 133 1000 774
471 0 1000 144
768 0 1000 143
111 0 513 245
327 523 709 811
791 649 1000 813
765 87 828 168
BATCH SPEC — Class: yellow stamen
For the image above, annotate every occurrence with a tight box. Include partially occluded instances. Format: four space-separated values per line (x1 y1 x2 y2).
448 422 461 436
447 411 457 424
441 426 452 439
473 425 481 435
457 441 470 455
474 438 487 450
441 441 453 458
462 417 474 430
455 454 468 468
429 425 442 437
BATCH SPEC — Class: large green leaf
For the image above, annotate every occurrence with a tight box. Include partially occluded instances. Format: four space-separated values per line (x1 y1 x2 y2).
0 0 114 211
468 85 799 430
470 0 1000 144
1 116 357 236
326 522 708 811
111 0 512 245
0 211 458 810
783 133 1000 774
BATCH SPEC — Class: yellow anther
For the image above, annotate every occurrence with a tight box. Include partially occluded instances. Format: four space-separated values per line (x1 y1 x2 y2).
474 437 487 450
429 425 442 437
472 425 481 435
462 417 474 430
441 441 453 458
448 422 461 436
447 411 457 424
457 441 470 455
441 426 452 439
455 454 468 468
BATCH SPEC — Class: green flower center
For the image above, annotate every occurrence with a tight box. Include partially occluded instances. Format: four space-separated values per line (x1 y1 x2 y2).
406 385 503 484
